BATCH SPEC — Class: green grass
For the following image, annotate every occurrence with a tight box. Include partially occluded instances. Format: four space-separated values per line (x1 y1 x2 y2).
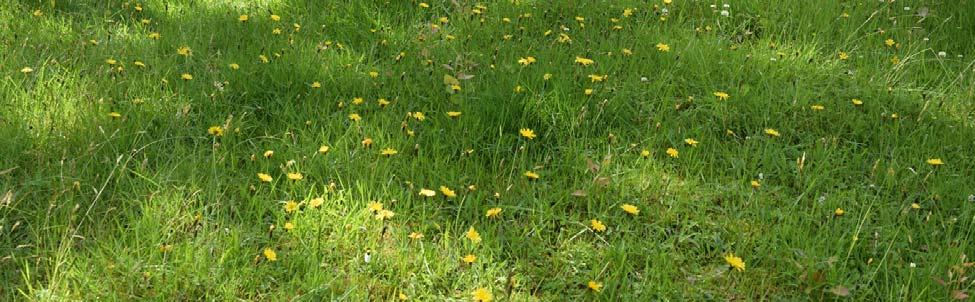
2 0 974 300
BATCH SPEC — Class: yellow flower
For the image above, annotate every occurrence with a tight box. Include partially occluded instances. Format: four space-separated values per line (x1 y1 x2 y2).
764 128 781 137
588 74 607 82
133 61 146 68
462 254 476 264
724 253 745 272
926 158 944 166
884 38 895 47
361 137 373 148
574 56 594 66
684 138 699 147
20 67 34 73
309 197 324 208
177 46 192 56
263 248 277 261
318 145 330 154
622 48 633 56
750 180 761 188
381 148 398 156
207 125 224 136
623 8 634 17
286 172 303 181
105 58 117 65
517 56 537 66
33 9 43 17
465 226 482 244
418 2 430 8
310 81 321 88
368 71 379 78
263 150 274 158
148 32 161 39
440 186 457 198
367 201 383 212
666 148 679 158
471 288 492 302
408 232 424 240
663 0 672 4
181 73 193 80
587 280 603 292
523 170 540 180
584 88 594 95
911 203 921 210
519 128 536 139
852 98 863 106
378 99 391 107
375 209 395 220
283 222 295 231
419 188 436 197
447 111 462 118
108 112 122 118
270 14 281 21
838 52 849 60
621 203 639 215
590 219 606 232
834 208 845 216
239 14 249 22
348 113 362 121
810 104 825 110
486 207 502 218
656 43 670 52
284 200 299 213
640 149 651 158
713 91 730 101
257 173 273 182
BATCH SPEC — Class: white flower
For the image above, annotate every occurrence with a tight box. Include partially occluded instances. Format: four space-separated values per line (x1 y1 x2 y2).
720 10 730 17
938 51 947 57
723 4 730 8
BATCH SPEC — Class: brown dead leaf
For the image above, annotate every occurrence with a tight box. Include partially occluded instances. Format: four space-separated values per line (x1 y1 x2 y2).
594 177 610 187
586 158 600 173
953 290 970 300
829 285 850 297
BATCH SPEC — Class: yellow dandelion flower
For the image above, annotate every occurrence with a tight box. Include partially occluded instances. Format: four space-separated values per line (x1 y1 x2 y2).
590 219 606 232
440 186 457 198
810 104 825 110
884 38 895 47
419 188 436 197
309 197 324 208
381 148 398 156
20 67 34 73
750 180 761 188
852 98 863 106
465 226 482 244
284 200 299 213
926 158 944 166
724 253 745 272
838 52 849 60
656 43 670 52
641 149 651 158
318 145 330 154
257 173 273 182
181 73 193 80
524 170 540 180
834 208 845 216
587 281 603 292
239 14 249 22
574 56 594 66
471 288 492 302
517 56 537 66
713 91 730 101
519 128 536 139
367 201 383 212
286 172 303 181
621 203 639 215
486 207 502 218
283 222 295 231
108 112 122 118
462 254 476 264
348 113 362 121
263 248 277 261
263 150 274 158
375 209 395 220
684 138 699 146
207 125 224 136
447 111 462 118
764 128 781 137
408 232 424 240
666 148 679 158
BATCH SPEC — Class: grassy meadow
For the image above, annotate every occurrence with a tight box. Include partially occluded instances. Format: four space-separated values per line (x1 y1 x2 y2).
2 0 975 300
